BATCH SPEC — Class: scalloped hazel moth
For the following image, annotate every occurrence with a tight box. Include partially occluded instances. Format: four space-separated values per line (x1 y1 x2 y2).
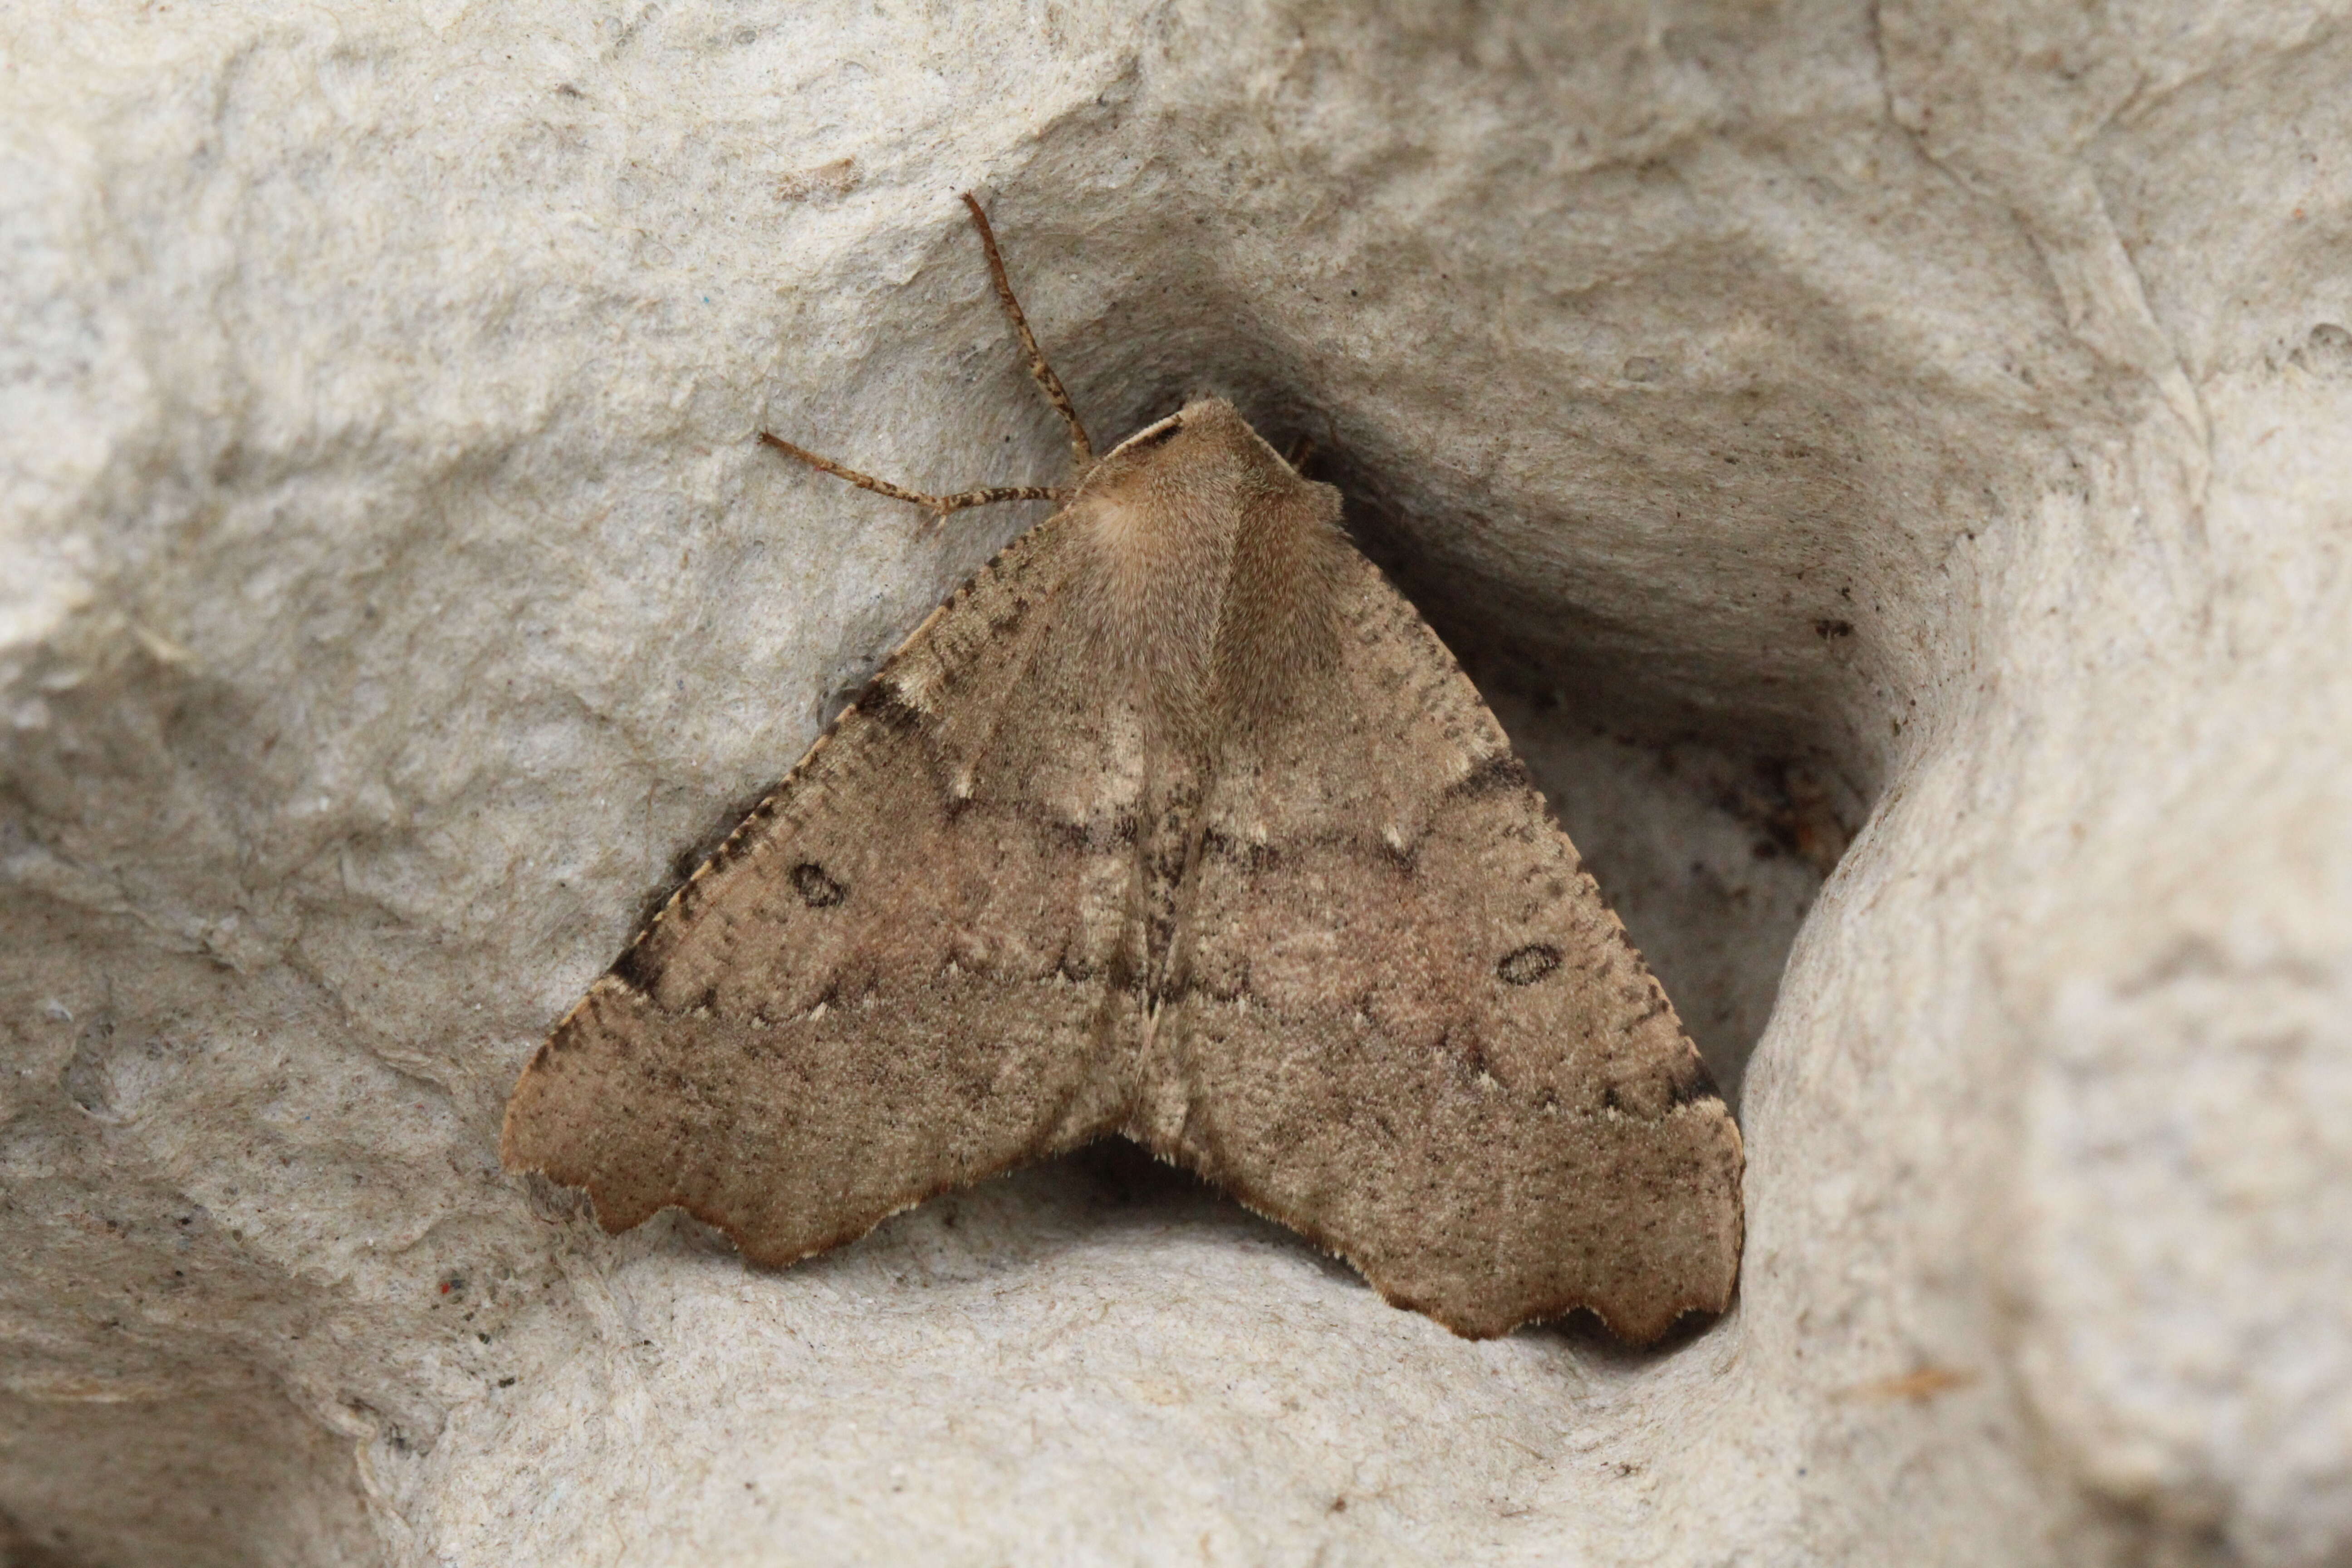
503 198 1742 1343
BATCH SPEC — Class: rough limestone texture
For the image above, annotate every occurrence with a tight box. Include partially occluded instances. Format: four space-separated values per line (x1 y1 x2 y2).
3 2 2348 1565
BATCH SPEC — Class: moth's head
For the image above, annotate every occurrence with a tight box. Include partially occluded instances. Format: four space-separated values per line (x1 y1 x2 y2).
1074 397 1302 507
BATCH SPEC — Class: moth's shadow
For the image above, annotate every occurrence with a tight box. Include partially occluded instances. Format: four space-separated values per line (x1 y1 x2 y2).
781 1141 1727 1349
784 1138 1364 1297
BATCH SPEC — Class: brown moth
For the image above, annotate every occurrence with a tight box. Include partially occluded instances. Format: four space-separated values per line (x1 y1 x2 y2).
502 197 1744 1343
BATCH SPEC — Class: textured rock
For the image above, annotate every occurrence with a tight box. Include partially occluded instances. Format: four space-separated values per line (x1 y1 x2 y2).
2 1 2347 1564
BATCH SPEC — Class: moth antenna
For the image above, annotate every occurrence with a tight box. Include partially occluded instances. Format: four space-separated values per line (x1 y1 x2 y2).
959 191 1095 476
758 433 1066 523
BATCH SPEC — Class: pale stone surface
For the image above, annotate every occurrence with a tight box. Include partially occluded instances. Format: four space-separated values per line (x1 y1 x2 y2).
3 2 2348 1565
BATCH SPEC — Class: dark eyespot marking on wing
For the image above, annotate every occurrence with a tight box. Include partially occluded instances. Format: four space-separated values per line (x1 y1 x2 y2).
791 862 848 907
1496 943 1562 986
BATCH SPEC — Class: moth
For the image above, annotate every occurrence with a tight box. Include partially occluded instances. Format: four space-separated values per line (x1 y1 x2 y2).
503 197 1744 1343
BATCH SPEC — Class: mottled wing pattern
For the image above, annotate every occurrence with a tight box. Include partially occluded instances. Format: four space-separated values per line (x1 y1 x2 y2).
1153 548 1745 1342
502 514 1145 1264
